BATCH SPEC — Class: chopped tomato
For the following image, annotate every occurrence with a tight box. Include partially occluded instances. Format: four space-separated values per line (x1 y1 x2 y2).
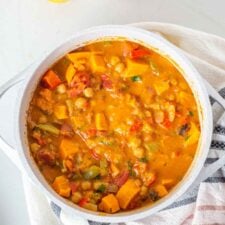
32 130 46 146
60 124 74 138
90 149 101 161
131 48 150 59
68 72 90 97
78 197 88 207
101 74 112 89
37 148 56 166
114 170 129 187
162 116 172 128
130 120 143 132
41 70 62 89
70 182 78 194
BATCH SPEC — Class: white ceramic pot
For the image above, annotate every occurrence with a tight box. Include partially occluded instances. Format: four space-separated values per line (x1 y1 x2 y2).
1 25 224 223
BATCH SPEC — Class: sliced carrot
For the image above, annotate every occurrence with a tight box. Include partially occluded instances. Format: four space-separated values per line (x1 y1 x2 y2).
41 70 62 89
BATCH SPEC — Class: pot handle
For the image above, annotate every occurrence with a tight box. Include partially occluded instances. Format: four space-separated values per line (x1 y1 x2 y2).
0 74 25 169
192 80 225 186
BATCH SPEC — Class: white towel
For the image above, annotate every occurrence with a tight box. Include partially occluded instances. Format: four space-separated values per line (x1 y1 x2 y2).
20 22 225 225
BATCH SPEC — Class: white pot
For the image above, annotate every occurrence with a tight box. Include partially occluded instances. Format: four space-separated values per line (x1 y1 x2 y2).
1 25 223 223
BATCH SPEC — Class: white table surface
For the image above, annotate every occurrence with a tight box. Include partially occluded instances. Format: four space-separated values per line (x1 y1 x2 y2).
1 0 225 224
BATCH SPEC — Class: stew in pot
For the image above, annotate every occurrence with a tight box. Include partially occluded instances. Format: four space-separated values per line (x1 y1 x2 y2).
27 40 200 213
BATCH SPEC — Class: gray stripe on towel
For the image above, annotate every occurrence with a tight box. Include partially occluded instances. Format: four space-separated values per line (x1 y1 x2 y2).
50 202 61 218
163 196 197 210
204 176 225 183
211 140 225 150
214 125 225 135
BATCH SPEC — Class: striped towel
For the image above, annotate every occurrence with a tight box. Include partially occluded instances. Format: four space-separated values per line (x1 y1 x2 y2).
21 22 225 225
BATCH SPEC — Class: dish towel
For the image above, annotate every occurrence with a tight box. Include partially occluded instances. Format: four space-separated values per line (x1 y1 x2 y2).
21 22 225 225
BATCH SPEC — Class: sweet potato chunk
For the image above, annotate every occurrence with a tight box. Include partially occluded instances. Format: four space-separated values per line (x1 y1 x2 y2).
95 113 108 131
185 122 200 146
155 185 168 197
123 59 148 77
116 179 140 209
54 105 68 120
99 194 120 213
67 52 91 63
154 80 169 95
52 175 71 197
90 54 106 73
60 139 78 159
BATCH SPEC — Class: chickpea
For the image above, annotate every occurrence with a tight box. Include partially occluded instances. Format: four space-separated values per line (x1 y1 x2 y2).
133 147 145 158
83 88 94 98
71 192 82 203
154 110 164 123
109 56 120 66
81 181 92 190
140 186 148 197
56 84 66 94
38 115 47 123
114 62 125 73
170 78 178 86
75 97 87 109
128 137 142 149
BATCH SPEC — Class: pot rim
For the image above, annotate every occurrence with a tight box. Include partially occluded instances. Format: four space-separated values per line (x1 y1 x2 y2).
16 25 213 223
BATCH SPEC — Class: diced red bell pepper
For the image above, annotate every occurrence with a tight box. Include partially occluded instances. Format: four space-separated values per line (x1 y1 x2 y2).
70 182 78 194
114 170 129 187
131 48 150 59
130 120 143 132
78 197 88 207
41 70 62 89
162 116 172 128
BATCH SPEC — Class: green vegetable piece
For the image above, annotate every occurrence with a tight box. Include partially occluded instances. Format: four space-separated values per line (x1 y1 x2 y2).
83 166 101 180
131 75 142 82
97 184 106 193
36 123 60 135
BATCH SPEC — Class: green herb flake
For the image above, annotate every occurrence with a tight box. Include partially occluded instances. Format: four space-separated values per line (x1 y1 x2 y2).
131 75 142 82
139 157 148 163
97 184 106 193
189 111 194 116
149 190 159 202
